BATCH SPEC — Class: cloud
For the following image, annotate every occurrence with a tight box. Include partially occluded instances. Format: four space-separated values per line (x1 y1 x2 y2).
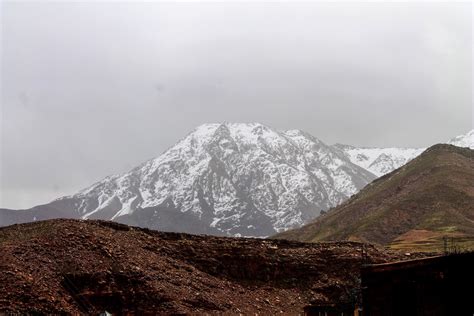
1 1 472 208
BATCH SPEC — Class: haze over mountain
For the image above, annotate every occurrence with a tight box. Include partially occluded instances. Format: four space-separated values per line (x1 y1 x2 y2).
1 126 472 237
3 1 472 212
275 144 474 252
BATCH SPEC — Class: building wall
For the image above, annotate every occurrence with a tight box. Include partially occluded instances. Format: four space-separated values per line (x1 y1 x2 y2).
361 253 474 316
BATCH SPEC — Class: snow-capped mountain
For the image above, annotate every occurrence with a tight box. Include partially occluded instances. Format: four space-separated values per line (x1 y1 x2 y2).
0 123 375 237
334 145 424 177
448 129 474 149
335 129 473 177
69 123 377 236
1 126 471 236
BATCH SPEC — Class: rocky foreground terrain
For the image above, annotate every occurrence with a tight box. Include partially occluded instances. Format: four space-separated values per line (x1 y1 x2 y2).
0 219 425 314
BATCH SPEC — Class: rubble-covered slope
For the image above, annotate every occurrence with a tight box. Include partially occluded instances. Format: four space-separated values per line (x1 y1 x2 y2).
0 219 421 314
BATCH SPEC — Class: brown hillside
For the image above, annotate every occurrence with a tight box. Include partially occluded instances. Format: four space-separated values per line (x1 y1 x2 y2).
275 144 474 252
0 219 420 314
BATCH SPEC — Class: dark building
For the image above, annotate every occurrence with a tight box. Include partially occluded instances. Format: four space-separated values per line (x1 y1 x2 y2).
361 253 474 316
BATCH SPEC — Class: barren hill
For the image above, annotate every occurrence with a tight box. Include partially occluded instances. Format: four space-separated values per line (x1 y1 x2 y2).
0 219 415 314
275 144 474 252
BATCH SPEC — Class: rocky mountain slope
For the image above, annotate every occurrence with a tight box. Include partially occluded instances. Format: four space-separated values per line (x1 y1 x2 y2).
336 130 473 177
0 219 421 314
0 123 375 237
275 144 474 252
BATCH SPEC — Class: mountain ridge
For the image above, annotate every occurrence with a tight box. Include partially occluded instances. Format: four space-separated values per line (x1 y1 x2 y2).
1 126 472 238
1 123 375 236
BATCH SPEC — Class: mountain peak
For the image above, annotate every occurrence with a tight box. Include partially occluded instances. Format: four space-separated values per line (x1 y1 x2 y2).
3 123 471 240
188 122 277 143
77 122 375 236
1 123 376 236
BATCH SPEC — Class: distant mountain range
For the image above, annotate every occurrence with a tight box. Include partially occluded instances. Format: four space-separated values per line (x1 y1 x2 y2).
334 145 424 177
336 129 473 176
0 123 375 236
1 124 472 237
274 144 474 252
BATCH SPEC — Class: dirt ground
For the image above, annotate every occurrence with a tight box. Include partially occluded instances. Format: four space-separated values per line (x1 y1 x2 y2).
0 219 429 314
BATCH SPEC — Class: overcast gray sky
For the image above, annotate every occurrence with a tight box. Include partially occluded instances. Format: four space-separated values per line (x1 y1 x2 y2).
1 1 472 209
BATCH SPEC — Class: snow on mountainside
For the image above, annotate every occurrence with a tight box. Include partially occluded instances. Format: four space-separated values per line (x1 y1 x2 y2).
448 129 474 149
0 123 375 237
334 145 424 177
1 126 471 236
67 123 375 236
335 129 473 177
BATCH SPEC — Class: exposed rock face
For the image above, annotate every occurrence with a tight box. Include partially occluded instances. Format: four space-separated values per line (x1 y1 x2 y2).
0 123 375 237
0 219 420 314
